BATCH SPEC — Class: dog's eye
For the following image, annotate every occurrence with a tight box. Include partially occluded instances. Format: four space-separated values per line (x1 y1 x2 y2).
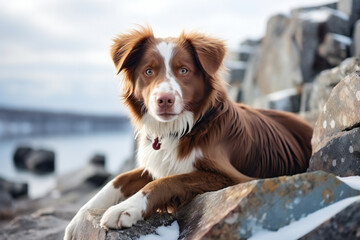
179 68 188 75
145 69 154 76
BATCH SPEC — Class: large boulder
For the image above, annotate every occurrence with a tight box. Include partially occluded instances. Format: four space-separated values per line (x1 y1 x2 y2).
310 128 360 176
243 8 351 108
178 171 359 240
311 71 360 152
13 146 33 169
25 149 55 174
309 71 360 176
308 57 360 115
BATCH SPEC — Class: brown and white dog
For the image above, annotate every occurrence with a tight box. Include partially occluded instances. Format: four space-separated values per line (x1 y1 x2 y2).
64 27 312 239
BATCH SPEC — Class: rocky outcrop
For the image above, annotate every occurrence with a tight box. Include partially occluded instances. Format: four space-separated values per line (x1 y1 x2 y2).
308 57 360 115
309 71 360 176
310 128 360 176
226 1 360 114
0 207 75 240
3 172 357 240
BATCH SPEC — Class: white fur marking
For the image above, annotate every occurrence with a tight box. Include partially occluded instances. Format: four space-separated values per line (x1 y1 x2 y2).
137 112 201 180
140 111 194 138
64 180 124 239
157 42 174 79
148 42 184 122
100 191 147 229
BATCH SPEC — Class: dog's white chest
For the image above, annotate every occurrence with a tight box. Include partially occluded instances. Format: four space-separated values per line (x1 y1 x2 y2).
137 135 200 179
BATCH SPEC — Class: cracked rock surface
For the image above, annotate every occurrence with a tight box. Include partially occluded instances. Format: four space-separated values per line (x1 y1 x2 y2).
309 71 360 176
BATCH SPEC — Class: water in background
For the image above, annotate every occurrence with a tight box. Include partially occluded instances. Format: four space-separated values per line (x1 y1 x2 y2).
0 130 134 198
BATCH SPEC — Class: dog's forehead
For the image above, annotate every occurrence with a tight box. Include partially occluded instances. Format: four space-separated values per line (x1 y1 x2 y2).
155 39 176 64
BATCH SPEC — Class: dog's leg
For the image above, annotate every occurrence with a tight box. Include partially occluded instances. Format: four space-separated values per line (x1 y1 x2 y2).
100 169 249 229
64 168 152 240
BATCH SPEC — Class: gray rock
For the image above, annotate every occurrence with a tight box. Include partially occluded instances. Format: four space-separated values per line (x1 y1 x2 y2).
0 207 72 240
311 7 351 37
309 57 360 115
57 164 111 193
309 128 360 176
300 200 360 240
254 14 304 94
13 146 33 169
268 89 301 113
243 8 351 108
89 154 106 167
353 20 360 57
61 209 175 240
338 0 360 27
26 149 55 174
224 60 247 85
177 171 359 240
0 190 14 219
318 33 352 66
311 71 360 153
0 177 28 199
300 83 313 112
105 213 175 240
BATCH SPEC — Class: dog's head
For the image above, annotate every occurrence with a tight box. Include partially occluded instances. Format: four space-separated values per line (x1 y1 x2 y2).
111 26 226 132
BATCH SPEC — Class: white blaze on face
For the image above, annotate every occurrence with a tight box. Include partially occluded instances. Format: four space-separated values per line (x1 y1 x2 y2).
148 41 183 122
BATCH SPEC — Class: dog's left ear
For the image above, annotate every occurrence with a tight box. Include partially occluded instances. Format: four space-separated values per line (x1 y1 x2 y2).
181 32 226 75
111 26 154 74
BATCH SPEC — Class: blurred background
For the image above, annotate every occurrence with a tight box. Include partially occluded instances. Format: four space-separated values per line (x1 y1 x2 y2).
0 0 344 199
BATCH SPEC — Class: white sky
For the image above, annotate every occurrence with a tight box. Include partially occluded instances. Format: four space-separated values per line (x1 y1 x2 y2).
0 0 334 114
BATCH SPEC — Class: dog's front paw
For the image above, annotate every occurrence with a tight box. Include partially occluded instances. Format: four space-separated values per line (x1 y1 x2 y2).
100 192 147 229
64 209 86 240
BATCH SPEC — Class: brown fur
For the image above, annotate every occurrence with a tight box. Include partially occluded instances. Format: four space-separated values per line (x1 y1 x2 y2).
110 26 313 218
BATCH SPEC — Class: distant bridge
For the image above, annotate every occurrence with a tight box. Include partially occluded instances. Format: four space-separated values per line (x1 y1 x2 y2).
0 107 130 138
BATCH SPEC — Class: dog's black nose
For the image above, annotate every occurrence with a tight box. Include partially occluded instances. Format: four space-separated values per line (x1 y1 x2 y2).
156 93 175 108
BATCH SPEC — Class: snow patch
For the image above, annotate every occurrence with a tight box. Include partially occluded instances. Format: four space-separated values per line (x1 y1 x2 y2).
138 221 179 240
338 176 360 191
331 33 352 45
299 7 349 23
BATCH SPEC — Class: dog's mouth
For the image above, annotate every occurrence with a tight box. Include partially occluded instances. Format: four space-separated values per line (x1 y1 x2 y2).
156 112 179 122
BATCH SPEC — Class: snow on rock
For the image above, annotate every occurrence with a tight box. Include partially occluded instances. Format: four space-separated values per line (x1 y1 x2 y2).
338 176 360 191
138 221 179 240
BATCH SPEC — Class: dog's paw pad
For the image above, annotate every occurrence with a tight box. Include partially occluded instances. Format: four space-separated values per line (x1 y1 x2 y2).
100 205 143 229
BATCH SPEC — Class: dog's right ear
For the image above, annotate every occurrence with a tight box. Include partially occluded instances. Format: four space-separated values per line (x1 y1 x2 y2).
111 26 154 74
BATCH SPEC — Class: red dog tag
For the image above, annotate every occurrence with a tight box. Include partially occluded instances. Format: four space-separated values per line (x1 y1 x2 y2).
152 137 161 150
